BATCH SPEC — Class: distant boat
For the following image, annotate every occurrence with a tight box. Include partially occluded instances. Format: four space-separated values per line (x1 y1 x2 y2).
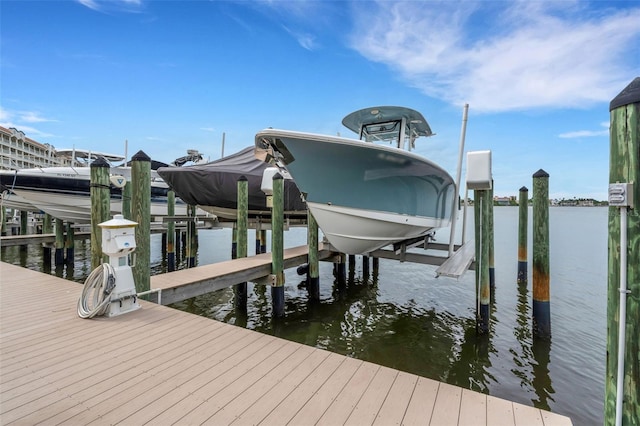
0 151 205 224
255 106 455 254
157 147 306 220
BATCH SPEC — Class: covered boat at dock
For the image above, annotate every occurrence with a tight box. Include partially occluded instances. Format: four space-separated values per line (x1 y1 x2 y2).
157 147 307 220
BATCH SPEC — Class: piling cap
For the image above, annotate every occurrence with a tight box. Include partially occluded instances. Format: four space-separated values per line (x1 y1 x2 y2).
610 77 640 111
90 156 110 168
131 150 151 162
273 172 283 180
519 186 528 192
533 169 549 178
238 175 248 182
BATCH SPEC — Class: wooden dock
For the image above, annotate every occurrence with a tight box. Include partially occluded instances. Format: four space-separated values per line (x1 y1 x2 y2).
0 262 572 425
149 244 339 305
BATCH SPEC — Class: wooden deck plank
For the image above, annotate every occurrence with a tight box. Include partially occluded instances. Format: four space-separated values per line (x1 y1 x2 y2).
513 403 544 425
345 365 399 426
459 388 488 426
288 356 363 425
429 382 462 426
486 395 516 426
373 371 419 426
0 261 573 426
39 325 255 425
258 352 347 425
229 348 332 425
315 361 380 426
401 376 440 425
206 344 317 425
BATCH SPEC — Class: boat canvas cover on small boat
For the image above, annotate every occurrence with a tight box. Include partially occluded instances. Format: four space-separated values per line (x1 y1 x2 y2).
157 147 306 217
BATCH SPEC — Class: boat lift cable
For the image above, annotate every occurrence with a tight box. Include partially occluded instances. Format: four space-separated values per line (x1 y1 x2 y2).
77 263 117 319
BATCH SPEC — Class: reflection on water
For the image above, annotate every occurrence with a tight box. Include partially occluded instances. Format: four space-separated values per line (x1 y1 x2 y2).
1 207 607 425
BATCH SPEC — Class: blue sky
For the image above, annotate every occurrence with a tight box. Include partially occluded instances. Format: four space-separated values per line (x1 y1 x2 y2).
1 1 639 200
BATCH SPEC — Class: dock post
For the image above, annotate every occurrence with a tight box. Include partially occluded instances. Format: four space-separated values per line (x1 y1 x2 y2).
474 189 491 334
54 218 64 265
260 229 267 254
271 172 285 317
122 180 131 219
235 176 248 310
363 255 370 281
231 226 237 259
167 190 176 272
348 254 355 282
488 184 495 291
517 186 529 284
307 210 320 301
255 220 262 255
372 257 379 277
1 205 6 236
131 150 151 294
90 156 110 269
65 222 74 266
20 210 27 235
532 169 550 339
186 205 197 267
42 214 52 266
605 77 639 425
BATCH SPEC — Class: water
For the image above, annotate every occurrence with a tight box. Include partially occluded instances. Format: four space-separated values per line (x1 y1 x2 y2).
1 206 607 425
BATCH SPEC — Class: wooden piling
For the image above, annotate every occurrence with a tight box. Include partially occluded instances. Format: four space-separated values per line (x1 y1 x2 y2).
64 222 74 266
488 184 495 290
167 190 176 272
19 210 27 235
42 214 52 266
186 204 197 267
474 189 491 334
90 156 111 269
54 218 64 266
271 172 285 317
259 229 267 254
231 226 237 259
131 150 151 294
307 210 320 301
605 77 640 425
122 181 131 220
363 255 370 280
532 169 550 339
1 205 6 236
235 176 248 310
517 186 529 284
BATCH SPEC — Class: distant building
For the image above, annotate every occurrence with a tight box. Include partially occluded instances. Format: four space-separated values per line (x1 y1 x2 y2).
0 126 64 170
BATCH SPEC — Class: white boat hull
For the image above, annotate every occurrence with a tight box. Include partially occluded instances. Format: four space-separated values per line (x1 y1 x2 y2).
11 188 188 224
308 202 448 254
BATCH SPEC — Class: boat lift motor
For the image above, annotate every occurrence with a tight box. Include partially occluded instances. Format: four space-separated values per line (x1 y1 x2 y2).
100 215 140 317
77 214 140 318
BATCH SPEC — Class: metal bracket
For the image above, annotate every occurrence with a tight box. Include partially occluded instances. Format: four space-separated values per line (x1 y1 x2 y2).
252 274 277 286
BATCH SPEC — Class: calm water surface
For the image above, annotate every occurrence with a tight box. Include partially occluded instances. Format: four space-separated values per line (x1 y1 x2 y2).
1 207 607 425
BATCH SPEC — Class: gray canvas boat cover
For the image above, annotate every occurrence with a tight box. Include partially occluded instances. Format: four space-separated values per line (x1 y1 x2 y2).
157 147 306 217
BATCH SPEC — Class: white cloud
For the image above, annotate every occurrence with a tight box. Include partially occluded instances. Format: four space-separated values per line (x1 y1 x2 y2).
76 0 143 13
19 111 58 123
559 129 608 138
350 1 640 112
559 121 609 138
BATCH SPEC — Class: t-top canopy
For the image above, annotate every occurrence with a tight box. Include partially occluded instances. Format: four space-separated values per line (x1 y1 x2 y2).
341 106 433 143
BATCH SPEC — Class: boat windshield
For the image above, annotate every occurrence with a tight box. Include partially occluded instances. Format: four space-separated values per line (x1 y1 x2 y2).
360 120 402 143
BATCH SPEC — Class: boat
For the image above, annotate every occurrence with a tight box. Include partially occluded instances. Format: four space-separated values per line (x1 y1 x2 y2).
0 159 196 224
254 106 455 254
157 146 306 220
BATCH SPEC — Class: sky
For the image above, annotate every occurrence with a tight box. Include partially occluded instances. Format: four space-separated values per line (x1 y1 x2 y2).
1 0 639 201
